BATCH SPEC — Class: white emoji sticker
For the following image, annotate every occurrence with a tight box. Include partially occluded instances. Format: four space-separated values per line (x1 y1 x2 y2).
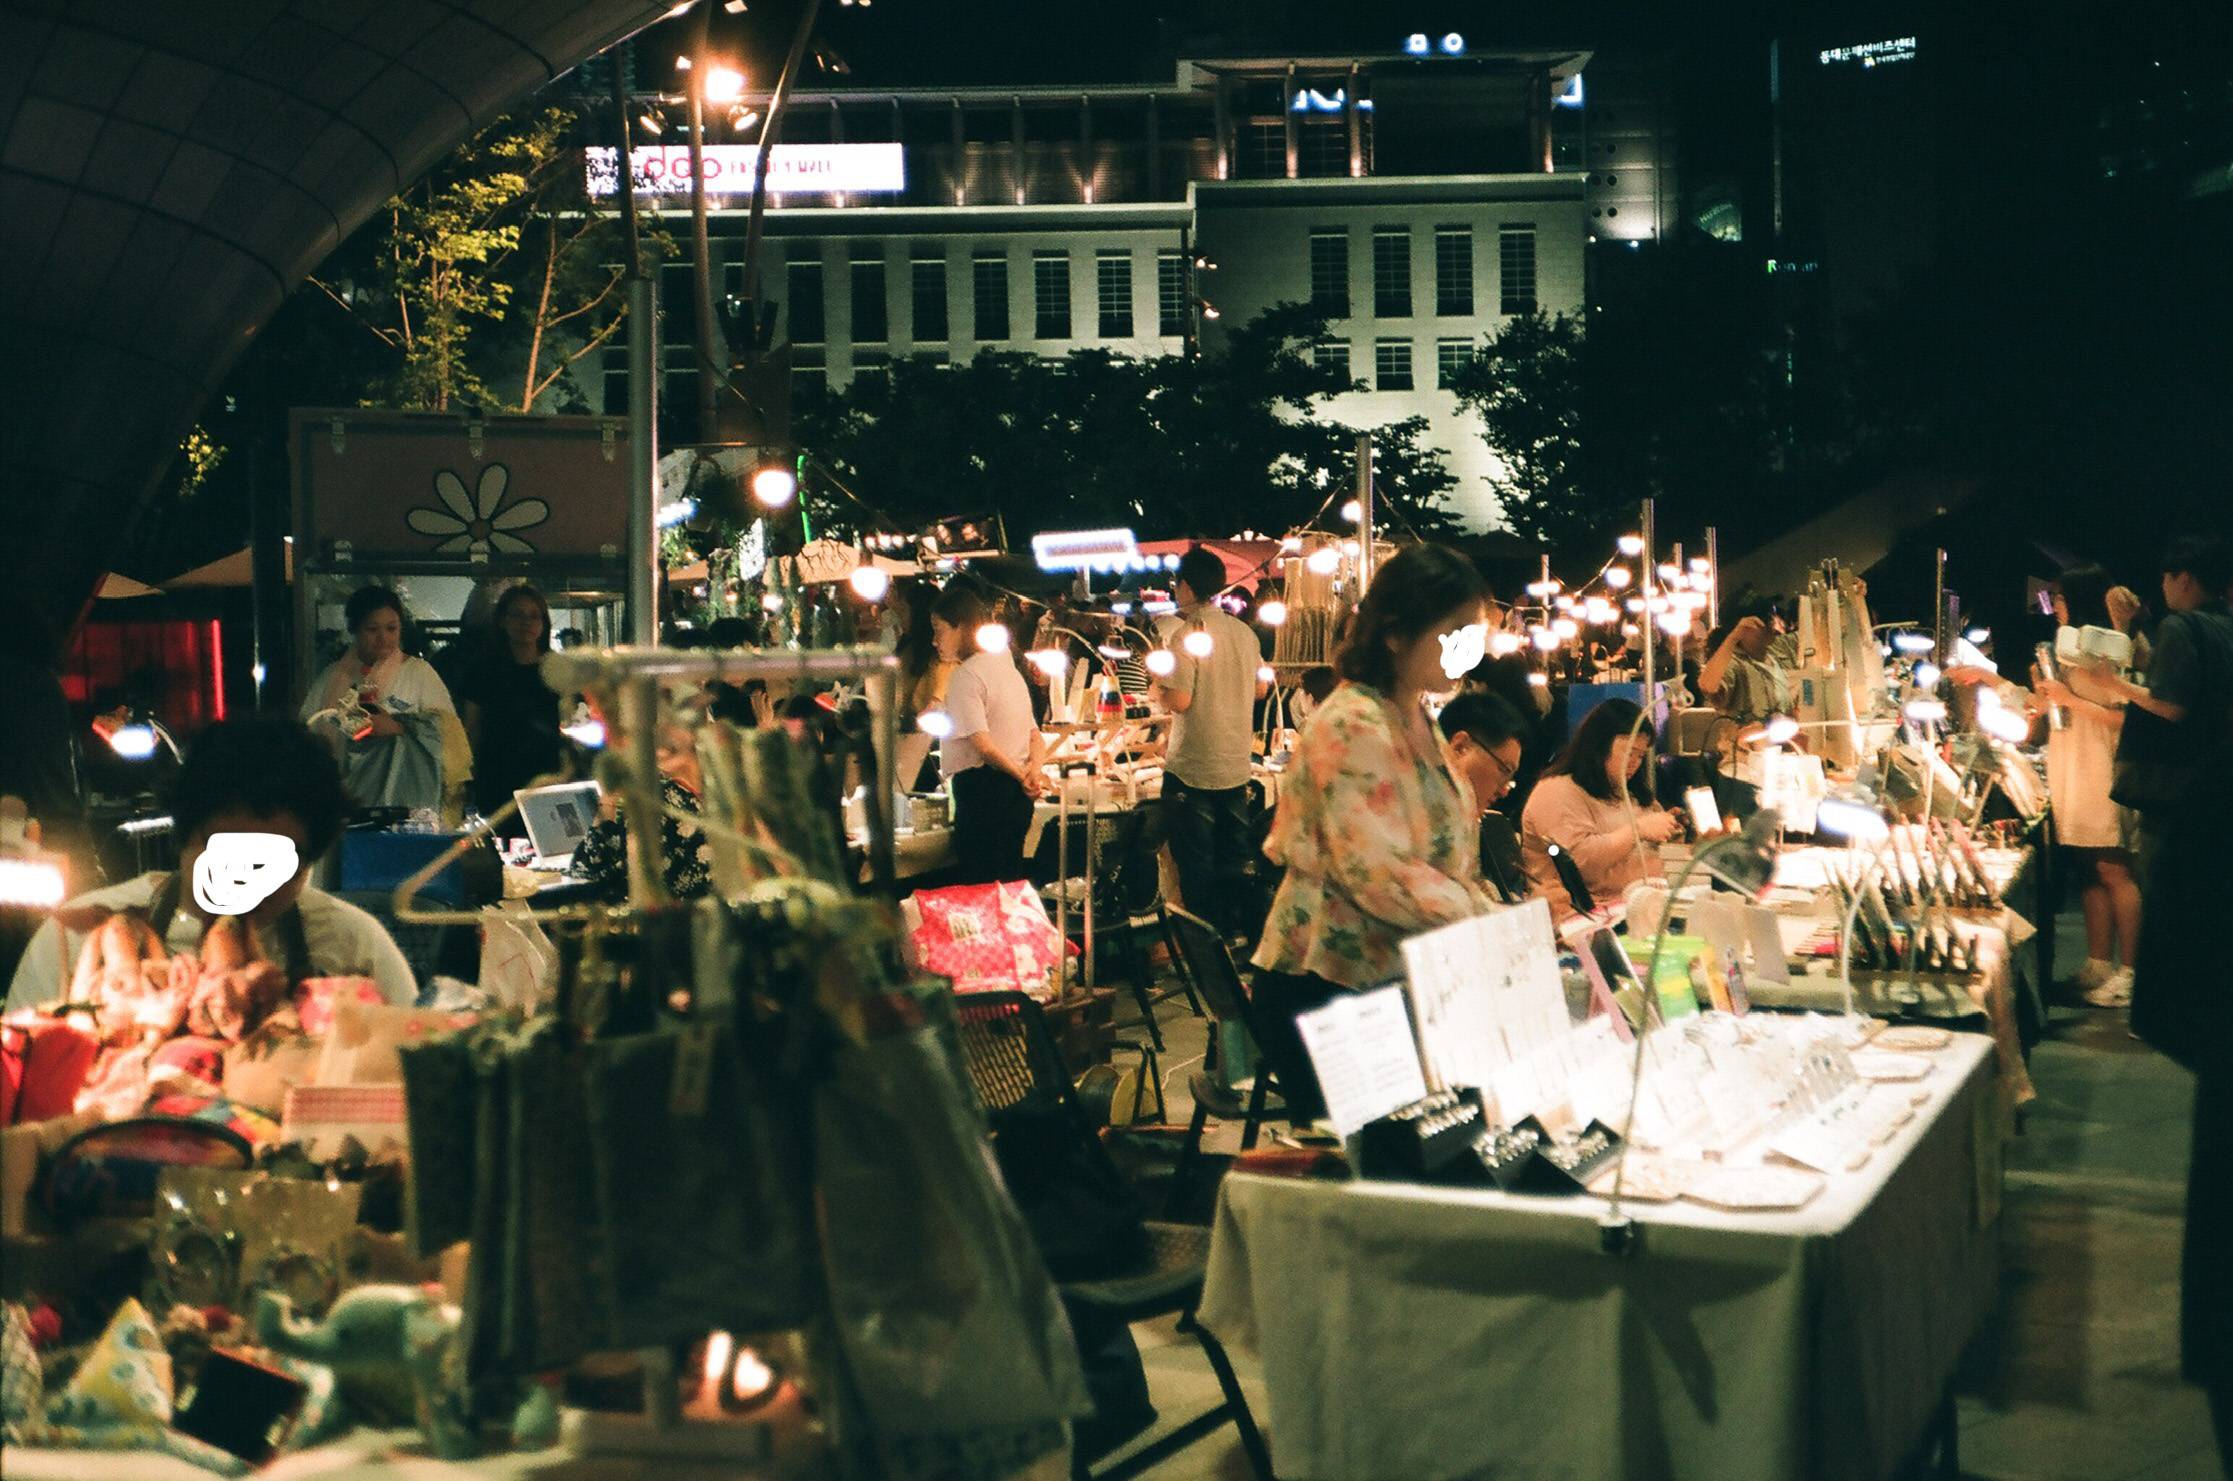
1439 622 1489 680
192 831 300 917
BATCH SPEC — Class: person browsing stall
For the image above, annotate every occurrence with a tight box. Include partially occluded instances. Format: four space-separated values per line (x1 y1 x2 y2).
457 583 567 832
1519 698 1678 922
931 585 1047 884
301 585 457 815
1436 690 1531 903
1697 597 1799 814
1154 546 1271 939
1251 544 1501 1121
8 719 417 1012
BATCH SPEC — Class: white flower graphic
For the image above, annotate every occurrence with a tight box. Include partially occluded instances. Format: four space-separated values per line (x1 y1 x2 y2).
405 464 550 555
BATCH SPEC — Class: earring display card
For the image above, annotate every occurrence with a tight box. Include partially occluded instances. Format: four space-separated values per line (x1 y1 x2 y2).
1295 985 1429 1139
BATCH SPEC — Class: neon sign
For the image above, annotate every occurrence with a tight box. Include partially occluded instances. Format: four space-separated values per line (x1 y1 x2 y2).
1818 37 1917 68
584 144 906 198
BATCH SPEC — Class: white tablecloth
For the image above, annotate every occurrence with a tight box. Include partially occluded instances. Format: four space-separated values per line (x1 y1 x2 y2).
1197 1038 2002 1481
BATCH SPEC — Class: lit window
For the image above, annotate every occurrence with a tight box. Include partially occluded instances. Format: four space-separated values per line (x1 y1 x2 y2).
1434 226 1473 316
1374 338 1414 391
850 254 887 345
1157 250 1187 336
1033 250 1071 339
911 252 948 343
1372 227 1411 317
972 253 1009 341
786 258 825 345
1310 230 1348 316
1096 250 1134 338
1435 337 1474 387
1499 225 1537 314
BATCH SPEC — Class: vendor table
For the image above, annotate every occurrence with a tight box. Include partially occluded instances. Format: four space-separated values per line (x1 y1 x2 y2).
1197 1037 2002 1481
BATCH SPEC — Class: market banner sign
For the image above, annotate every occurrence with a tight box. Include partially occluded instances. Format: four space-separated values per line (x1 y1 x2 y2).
584 144 907 199
291 410 629 567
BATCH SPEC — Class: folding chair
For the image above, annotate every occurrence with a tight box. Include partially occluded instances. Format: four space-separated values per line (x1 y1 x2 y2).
950 992 1275 1481
1160 907 1284 1219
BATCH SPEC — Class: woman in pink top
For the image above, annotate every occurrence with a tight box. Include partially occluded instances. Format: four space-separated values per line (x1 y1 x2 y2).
1520 698 1679 921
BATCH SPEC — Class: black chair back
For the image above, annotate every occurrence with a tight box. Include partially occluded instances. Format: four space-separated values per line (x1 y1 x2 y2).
952 991 1077 1118
1478 812 1528 903
1164 907 1259 1038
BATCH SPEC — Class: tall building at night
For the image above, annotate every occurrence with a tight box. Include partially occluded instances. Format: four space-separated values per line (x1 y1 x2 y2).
598 35 1605 529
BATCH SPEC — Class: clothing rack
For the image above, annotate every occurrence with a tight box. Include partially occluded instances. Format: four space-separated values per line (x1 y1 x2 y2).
392 644 905 925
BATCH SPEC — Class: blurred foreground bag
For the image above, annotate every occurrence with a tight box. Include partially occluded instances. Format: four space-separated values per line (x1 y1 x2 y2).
814 977 1090 1458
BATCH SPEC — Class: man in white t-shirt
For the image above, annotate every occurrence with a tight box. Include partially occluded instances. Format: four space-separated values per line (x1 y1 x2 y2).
1154 548 1270 940
8 720 417 1013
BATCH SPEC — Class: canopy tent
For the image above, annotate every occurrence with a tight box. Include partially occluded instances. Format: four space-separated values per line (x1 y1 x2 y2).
1136 538 1285 593
164 543 295 589
95 573 163 599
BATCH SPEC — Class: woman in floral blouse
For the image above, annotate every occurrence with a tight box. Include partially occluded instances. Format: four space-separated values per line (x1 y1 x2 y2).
1250 543 1501 1121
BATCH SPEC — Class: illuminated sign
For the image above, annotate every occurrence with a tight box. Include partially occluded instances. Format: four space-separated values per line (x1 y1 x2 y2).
1403 32 1465 56
1289 88 1375 113
1033 527 1139 573
1818 37 1917 68
584 143 906 198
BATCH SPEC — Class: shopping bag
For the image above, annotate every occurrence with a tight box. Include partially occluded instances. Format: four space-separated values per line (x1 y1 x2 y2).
908 882 1073 998
814 982 1090 1438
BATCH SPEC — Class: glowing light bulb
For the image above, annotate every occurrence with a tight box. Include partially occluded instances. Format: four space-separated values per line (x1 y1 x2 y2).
761 592 784 613
1617 535 1644 556
1258 599 1287 627
561 719 607 749
108 724 159 760
0 857 65 908
1306 546 1341 575
1624 597 1646 613
848 565 890 602
975 622 1010 654
1656 610 1692 635
1689 558 1711 575
1605 566 1632 589
1892 631 1934 654
919 710 954 739
1257 664 1276 683
1903 698 1947 724
1913 661 1941 688
1182 629 1215 658
1145 649 1178 677
1028 649 1068 678
1979 706 2030 742
701 64 747 102
1527 671 1550 688
1341 499 1362 523
1816 797 1890 841
1531 627 1560 652
1764 715 1800 745
1552 617 1579 640
1490 631 1524 656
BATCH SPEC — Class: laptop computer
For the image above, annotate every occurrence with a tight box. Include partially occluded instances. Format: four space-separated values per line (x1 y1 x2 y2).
512 780 602 870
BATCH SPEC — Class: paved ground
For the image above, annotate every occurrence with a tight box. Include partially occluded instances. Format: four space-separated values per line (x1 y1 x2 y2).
1094 909 2224 1480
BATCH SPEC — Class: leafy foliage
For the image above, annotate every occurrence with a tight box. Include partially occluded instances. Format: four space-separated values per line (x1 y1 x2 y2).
1445 311 1596 550
790 303 1461 548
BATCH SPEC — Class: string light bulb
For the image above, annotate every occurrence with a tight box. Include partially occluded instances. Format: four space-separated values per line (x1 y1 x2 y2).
847 565 890 602
1605 567 1632 589
1618 535 1645 556
975 623 1010 654
1182 629 1215 658
1145 649 1178 677
1258 599 1287 627
1306 546 1341 575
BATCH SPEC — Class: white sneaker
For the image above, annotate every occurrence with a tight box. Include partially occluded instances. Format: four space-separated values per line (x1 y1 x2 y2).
2084 968 2133 1008
2075 958 2114 991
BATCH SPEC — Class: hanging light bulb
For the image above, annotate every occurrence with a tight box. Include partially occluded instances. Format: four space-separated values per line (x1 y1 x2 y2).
1763 715 1801 745
975 622 1010 654
1145 649 1178 677
1903 698 1947 724
760 592 784 613
1258 599 1288 627
918 710 954 738
1306 546 1341 575
1531 627 1560 652
1552 617 1579 640
1605 566 1632 589
1624 597 1646 613
848 564 890 602
1657 563 1682 585
1257 664 1276 683
1979 705 2030 742
1657 609 1692 636
1490 631 1524 657
1182 629 1215 658
1689 558 1711 575
1617 534 1644 556
1028 649 1068 678
1340 499 1362 523
1913 661 1941 688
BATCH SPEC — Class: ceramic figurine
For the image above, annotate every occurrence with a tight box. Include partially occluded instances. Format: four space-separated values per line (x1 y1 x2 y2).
252 1284 475 1459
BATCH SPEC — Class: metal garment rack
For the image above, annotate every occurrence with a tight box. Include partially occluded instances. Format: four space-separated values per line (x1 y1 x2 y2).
393 644 905 924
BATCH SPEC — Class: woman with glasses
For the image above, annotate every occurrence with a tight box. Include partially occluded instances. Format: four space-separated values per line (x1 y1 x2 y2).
1519 698 1679 921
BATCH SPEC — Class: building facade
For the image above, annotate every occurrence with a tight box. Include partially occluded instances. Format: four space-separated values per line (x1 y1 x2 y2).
604 38 1600 529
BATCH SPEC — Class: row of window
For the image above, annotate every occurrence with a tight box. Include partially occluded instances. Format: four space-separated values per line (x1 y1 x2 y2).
1311 223 1537 319
1311 336 1481 393
784 247 1192 347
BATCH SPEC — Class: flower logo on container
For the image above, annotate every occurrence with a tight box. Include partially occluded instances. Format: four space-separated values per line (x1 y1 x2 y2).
405 465 550 557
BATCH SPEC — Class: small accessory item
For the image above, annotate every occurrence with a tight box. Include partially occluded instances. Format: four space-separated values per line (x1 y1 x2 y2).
42 1117 255 1223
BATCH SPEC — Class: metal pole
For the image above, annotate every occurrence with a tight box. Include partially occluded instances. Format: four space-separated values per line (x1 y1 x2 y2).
626 277 659 645
685 3 720 441
1640 498 1657 708
1933 547 1949 664
622 674 669 908
867 666 898 899
740 0 826 352
1356 430 1375 591
1705 526 1720 629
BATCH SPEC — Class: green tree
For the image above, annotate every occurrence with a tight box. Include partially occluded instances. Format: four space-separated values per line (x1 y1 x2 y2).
1446 311 1600 552
308 107 648 413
